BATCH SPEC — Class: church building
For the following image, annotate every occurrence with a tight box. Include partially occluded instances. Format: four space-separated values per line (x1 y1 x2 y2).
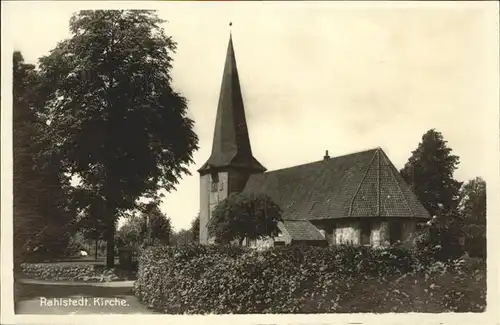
198 32 430 248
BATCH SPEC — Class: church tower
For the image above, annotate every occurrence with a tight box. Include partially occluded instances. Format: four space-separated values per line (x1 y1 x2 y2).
198 29 266 245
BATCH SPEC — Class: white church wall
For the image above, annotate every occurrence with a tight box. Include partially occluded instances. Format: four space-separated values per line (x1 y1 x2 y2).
401 219 417 248
199 174 210 245
335 220 360 246
203 171 229 245
313 218 421 248
370 220 390 248
246 221 291 249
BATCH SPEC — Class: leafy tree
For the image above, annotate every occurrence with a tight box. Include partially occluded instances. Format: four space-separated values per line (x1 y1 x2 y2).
116 212 147 250
458 177 486 225
78 211 107 260
170 229 192 246
36 10 198 267
400 129 462 217
458 177 486 258
13 51 72 267
400 129 463 258
70 187 108 259
190 213 200 243
142 202 172 245
208 193 282 246
116 203 172 249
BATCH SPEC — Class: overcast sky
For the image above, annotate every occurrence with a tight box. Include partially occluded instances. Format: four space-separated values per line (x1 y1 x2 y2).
3 1 499 231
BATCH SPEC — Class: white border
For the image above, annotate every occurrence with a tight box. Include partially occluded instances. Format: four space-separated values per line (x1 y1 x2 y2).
2 1 499 325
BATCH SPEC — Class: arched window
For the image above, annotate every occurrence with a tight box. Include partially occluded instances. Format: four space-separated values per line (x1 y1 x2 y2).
210 172 219 192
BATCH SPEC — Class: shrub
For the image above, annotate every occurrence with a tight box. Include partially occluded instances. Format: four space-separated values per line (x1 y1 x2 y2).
134 244 486 314
20 263 125 282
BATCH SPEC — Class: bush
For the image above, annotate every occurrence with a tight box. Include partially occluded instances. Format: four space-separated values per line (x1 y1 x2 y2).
20 263 120 282
134 244 485 314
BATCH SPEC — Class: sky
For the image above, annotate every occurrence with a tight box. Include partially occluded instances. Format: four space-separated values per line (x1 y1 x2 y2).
2 1 499 231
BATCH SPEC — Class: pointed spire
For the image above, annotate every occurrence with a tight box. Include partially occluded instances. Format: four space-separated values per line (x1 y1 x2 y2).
198 30 266 174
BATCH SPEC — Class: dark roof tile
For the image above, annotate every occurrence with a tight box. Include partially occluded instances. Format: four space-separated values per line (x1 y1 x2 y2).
243 148 430 221
198 35 265 174
282 220 326 241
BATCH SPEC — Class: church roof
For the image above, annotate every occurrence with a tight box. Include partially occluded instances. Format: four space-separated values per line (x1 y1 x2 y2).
198 34 266 174
242 147 430 222
282 220 326 241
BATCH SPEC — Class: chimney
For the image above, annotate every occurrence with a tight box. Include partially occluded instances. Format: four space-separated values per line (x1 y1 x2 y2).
323 150 330 161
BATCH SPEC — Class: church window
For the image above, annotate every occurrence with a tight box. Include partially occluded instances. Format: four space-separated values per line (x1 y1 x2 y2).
360 221 371 246
210 173 219 192
389 220 404 244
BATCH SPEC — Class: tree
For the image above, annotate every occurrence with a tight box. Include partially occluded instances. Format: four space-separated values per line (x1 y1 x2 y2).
458 177 486 226
13 51 72 267
116 203 172 248
190 213 200 243
37 10 199 267
170 229 192 246
142 202 172 245
78 211 107 260
116 213 146 250
400 129 463 258
458 177 486 258
70 187 108 259
400 129 462 217
208 193 282 246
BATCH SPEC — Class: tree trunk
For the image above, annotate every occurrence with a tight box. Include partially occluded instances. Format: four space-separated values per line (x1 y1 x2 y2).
105 218 115 268
239 237 245 246
95 237 98 260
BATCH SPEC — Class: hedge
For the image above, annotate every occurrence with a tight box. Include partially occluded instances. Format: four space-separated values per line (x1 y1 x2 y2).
134 245 486 314
20 263 134 282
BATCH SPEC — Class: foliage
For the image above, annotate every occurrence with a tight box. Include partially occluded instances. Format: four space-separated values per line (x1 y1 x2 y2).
21 262 136 282
116 213 147 250
170 229 192 246
13 51 73 268
36 10 198 267
400 129 462 216
142 202 172 246
135 245 485 314
169 213 200 246
458 177 486 258
116 205 172 250
400 129 464 257
208 193 282 245
70 187 107 255
190 214 200 243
